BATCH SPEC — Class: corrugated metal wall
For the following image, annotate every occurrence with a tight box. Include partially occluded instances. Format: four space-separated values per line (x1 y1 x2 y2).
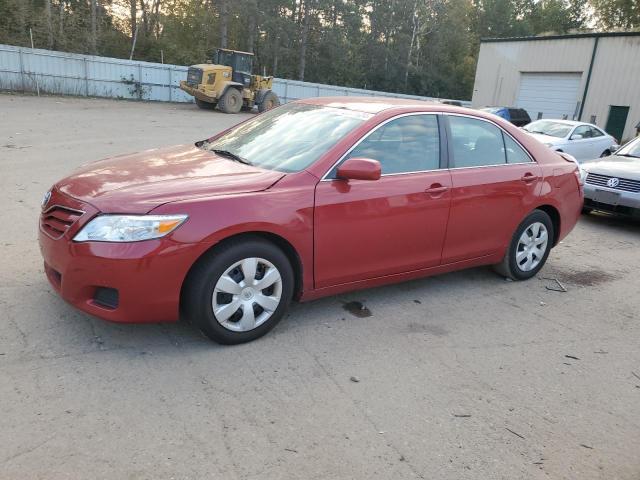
471 37 593 113
0 44 469 107
582 36 640 141
471 35 640 141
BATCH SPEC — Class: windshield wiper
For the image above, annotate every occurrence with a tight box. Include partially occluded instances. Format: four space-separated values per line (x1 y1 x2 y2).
211 148 252 165
615 153 640 158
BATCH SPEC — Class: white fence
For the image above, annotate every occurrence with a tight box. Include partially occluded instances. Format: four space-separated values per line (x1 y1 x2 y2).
0 44 470 106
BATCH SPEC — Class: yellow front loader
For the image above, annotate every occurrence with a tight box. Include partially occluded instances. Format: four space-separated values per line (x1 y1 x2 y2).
180 48 280 114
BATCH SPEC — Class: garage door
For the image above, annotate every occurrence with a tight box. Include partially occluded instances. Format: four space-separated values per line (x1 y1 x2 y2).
516 72 582 120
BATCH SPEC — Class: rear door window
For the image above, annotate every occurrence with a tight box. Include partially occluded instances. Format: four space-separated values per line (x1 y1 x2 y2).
448 116 506 168
589 126 604 137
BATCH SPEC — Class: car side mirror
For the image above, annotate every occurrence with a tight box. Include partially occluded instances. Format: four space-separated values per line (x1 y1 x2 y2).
570 134 583 140
336 158 381 181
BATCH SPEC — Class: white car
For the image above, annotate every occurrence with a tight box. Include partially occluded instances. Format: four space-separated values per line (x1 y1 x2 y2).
522 120 618 162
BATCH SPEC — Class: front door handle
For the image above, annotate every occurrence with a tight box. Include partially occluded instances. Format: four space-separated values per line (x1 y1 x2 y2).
520 173 538 183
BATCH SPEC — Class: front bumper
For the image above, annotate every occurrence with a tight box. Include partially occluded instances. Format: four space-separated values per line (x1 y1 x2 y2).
179 81 218 103
38 190 199 323
583 183 640 217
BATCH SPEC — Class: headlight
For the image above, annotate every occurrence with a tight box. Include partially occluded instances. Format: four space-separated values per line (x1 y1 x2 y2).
73 214 188 242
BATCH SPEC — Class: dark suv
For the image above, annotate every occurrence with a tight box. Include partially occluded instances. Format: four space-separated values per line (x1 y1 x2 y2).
481 107 531 127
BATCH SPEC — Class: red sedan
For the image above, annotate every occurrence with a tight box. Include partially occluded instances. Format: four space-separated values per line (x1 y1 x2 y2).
39 98 583 344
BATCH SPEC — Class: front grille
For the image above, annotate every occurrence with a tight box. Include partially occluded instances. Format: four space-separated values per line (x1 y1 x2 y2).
186 67 203 86
41 205 84 239
586 173 640 193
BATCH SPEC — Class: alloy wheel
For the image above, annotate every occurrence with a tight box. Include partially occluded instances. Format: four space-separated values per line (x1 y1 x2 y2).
212 257 283 332
515 222 548 272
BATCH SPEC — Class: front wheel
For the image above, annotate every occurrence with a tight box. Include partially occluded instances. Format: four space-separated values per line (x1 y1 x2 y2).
493 210 554 280
218 88 243 114
183 238 294 344
600 150 611 158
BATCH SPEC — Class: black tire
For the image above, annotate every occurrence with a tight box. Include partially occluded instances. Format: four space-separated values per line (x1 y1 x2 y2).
218 88 243 114
258 91 280 113
600 150 611 157
493 209 554 281
195 98 216 110
182 237 294 344
582 206 593 214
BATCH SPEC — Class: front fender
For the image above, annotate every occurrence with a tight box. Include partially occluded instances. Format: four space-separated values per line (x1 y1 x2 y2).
221 81 244 97
150 172 318 295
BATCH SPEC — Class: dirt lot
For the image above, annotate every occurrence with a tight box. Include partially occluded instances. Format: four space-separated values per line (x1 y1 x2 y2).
1 94 639 480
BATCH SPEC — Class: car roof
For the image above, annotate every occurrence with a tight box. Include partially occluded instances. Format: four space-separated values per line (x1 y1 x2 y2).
296 96 458 114
531 119 607 131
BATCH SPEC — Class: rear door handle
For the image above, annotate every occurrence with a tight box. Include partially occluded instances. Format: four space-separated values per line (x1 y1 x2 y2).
425 185 449 195
520 173 538 183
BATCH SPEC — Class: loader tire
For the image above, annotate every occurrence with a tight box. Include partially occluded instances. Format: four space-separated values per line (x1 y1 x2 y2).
258 91 280 113
218 88 243 114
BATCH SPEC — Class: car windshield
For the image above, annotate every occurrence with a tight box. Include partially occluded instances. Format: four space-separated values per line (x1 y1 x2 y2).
201 103 371 173
523 120 572 138
615 136 640 158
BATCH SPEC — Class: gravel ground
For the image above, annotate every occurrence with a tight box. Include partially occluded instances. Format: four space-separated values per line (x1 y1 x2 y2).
1 93 639 480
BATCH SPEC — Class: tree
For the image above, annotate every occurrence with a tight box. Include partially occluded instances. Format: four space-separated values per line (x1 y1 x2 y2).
0 0 601 100
219 0 228 48
298 0 313 80
90 0 97 53
591 0 640 29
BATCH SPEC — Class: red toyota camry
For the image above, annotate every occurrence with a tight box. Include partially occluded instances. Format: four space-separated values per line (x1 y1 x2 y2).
39 98 583 344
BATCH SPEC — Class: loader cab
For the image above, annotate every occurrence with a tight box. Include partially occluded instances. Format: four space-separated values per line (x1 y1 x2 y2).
213 48 254 87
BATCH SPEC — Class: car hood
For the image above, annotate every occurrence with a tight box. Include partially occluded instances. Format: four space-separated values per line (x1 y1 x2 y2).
524 132 565 145
56 144 286 213
581 155 640 179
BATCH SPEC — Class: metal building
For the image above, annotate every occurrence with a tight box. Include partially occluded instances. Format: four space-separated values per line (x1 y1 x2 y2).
471 32 640 142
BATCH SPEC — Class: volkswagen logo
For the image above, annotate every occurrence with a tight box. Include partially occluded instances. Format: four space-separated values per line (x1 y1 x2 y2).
41 190 52 208
606 177 620 188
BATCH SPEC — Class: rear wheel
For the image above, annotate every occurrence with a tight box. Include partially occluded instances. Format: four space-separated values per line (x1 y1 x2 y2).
218 88 243 114
183 238 294 344
195 98 216 110
493 210 554 280
258 91 280 113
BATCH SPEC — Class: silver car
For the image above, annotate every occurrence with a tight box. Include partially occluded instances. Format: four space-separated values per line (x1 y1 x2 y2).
581 136 640 217
523 120 619 163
